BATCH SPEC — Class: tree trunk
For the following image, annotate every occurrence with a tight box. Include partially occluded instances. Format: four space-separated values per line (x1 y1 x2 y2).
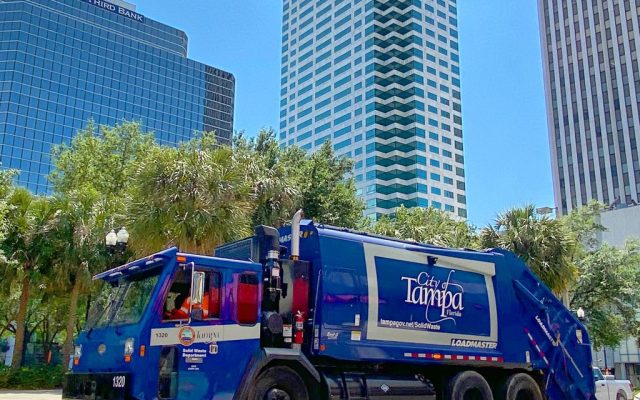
62 278 81 371
11 275 30 368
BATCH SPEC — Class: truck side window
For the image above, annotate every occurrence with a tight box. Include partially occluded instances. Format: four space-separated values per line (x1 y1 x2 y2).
163 269 222 321
237 272 259 325
206 271 222 319
164 269 191 321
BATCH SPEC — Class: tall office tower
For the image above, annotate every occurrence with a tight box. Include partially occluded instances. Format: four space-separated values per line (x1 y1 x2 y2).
539 1 640 384
538 0 640 215
0 0 235 192
279 0 467 219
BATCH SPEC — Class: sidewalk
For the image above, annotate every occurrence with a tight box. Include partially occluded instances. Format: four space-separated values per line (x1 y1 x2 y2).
0 390 61 399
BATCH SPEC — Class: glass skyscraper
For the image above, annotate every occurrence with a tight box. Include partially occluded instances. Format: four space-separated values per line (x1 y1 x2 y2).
0 0 235 192
539 0 640 215
279 0 467 219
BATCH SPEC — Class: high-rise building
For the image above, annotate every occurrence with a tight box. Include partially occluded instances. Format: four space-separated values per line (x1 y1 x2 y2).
279 0 467 219
538 0 640 215
538 0 640 385
0 0 235 192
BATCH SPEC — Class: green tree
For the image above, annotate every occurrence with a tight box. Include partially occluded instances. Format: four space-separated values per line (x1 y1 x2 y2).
373 205 479 248
49 120 151 368
50 120 155 216
127 132 254 254
562 200 606 251
50 194 114 370
569 240 640 349
235 132 364 229
1 190 56 368
479 204 576 293
295 141 364 228
234 129 300 227
561 202 640 349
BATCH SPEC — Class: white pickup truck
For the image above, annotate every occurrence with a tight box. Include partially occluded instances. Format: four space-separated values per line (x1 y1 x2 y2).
593 367 634 400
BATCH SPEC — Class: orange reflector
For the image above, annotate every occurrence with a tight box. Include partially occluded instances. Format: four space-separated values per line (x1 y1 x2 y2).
432 354 442 360
124 355 131 362
320 344 326 351
139 345 146 357
177 255 187 262
73 358 79 366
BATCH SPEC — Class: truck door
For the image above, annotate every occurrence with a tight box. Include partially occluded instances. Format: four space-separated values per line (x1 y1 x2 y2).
593 367 608 400
151 265 261 399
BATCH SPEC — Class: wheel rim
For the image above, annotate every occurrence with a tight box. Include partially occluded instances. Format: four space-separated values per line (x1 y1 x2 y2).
264 388 292 400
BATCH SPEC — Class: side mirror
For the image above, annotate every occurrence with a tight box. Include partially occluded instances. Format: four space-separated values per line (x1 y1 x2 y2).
190 271 206 321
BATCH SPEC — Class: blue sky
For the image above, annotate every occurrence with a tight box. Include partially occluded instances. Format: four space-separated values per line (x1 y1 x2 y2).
132 0 555 228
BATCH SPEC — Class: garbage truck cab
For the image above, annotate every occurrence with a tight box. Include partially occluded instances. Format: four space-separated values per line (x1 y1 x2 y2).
65 247 264 399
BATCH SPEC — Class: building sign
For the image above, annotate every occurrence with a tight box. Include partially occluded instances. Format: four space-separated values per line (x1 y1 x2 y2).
82 0 145 23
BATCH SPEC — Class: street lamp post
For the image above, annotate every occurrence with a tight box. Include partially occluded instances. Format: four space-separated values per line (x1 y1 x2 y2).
105 227 129 254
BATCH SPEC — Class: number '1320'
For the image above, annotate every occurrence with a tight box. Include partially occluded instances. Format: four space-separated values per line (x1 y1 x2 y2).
113 376 126 388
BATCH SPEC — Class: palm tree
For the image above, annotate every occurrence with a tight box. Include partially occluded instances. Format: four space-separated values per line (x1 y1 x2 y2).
50 194 112 370
1 189 57 368
235 129 300 227
479 205 576 294
127 132 255 255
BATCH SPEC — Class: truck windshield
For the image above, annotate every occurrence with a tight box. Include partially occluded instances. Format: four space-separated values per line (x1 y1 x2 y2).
85 267 161 330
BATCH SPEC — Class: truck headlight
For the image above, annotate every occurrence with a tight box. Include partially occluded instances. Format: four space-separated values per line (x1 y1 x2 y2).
73 345 82 366
124 338 135 360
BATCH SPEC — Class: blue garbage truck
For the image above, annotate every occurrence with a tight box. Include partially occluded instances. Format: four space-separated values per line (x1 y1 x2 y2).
63 212 596 399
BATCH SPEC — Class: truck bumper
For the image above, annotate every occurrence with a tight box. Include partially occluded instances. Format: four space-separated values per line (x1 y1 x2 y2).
62 372 131 399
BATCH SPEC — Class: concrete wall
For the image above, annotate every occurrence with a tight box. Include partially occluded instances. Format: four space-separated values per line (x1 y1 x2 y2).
596 205 640 247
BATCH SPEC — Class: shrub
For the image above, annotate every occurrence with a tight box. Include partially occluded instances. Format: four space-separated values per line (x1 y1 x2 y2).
0 364 63 389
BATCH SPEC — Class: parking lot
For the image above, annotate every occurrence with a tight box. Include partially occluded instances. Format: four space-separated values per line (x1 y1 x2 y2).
0 390 61 400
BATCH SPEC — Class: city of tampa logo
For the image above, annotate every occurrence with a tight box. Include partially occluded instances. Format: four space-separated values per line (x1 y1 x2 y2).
178 326 196 346
402 271 464 326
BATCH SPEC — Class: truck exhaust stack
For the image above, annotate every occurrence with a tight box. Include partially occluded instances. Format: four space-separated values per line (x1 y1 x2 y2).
291 209 303 260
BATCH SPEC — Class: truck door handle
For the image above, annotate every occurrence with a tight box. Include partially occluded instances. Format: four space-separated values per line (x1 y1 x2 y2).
600 383 605 386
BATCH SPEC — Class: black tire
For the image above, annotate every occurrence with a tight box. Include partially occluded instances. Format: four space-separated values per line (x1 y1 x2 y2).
616 391 627 400
250 366 309 400
447 370 494 400
498 373 543 400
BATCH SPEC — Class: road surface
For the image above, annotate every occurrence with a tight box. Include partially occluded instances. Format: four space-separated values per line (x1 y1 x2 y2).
0 390 61 399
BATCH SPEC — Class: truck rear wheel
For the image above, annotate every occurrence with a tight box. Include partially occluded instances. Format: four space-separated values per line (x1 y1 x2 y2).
446 370 494 400
498 373 543 400
251 366 309 400
616 391 627 400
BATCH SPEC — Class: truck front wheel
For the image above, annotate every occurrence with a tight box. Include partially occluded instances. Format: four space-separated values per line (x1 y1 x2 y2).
446 370 494 400
498 373 543 400
250 366 310 400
